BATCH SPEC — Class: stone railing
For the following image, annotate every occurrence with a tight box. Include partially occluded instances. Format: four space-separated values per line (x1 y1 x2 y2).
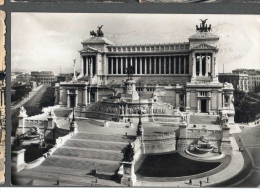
15 130 77 172
55 131 76 148
107 43 190 53
132 137 142 162
143 132 175 139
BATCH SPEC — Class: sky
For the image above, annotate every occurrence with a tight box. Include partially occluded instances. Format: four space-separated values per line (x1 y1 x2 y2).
11 13 260 74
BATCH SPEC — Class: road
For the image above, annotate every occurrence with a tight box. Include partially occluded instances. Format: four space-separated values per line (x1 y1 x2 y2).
23 85 49 107
214 124 260 187
11 85 49 110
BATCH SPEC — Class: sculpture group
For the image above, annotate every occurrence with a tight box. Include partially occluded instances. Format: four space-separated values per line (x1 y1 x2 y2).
90 25 104 37
196 19 212 32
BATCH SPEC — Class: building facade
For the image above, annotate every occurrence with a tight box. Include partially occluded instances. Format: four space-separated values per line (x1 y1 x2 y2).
31 71 56 84
232 69 260 92
55 20 235 122
218 72 249 92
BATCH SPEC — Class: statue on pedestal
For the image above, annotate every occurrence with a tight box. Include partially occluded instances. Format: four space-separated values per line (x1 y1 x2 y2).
19 106 27 117
221 114 229 127
123 142 135 162
12 135 22 151
196 19 212 32
90 25 104 37
126 65 134 80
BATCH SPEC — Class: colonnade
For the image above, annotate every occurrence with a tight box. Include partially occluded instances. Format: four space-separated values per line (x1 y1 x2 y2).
82 56 96 77
192 52 215 78
239 79 249 91
108 55 189 75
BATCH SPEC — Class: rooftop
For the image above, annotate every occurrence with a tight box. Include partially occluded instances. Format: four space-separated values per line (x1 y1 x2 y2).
82 37 114 45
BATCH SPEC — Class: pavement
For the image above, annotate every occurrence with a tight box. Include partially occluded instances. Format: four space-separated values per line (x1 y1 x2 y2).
135 137 244 187
11 85 46 109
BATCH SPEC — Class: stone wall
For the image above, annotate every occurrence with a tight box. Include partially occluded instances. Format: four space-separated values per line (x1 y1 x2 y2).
44 127 70 142
143 133 176 154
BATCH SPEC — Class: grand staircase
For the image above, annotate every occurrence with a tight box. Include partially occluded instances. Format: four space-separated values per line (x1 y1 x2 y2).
189 115 219 125
14 132 133 186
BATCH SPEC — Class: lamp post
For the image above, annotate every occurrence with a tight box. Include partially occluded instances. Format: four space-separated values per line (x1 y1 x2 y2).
137 81 143 136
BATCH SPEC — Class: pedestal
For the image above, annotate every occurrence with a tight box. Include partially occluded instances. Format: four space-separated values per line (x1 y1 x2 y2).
70 122 78 135
120 161 136 186
177 139 189 152
124 79 139 101
221 141 233 155
11 149 26 173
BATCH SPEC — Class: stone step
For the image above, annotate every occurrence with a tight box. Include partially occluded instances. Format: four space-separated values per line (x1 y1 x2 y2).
41 156 120 174
65 139 127 151
73 132 132 143
61 146 120 153
15 166 122 186
54 147 123 161
189 115 219 125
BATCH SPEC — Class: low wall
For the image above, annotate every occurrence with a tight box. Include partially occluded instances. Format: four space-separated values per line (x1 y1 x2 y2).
45 127 70 141
17 130 77 171
143 133 176 154
132 137 142 162
186 129 222 140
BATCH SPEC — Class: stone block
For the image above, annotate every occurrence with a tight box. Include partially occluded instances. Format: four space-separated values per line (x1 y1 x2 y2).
11 149 26 173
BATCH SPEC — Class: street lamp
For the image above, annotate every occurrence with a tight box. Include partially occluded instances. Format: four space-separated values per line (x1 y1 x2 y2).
137 81 144 136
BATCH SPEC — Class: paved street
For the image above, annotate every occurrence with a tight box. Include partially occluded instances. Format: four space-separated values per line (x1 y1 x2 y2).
11 85 48 110
214 124 260 187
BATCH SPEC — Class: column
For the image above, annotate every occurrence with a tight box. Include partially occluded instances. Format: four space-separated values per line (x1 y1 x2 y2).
208 99 211 113
176 92 180 108
84 88 88 106
81 56 84 75
186 91 190 111
208 55 211 74
214 53 218 78
169 57 172 74
205 54 208 76
95 90 98 103
90 57 93 77
149 57 152 74
222 93 225 108
67 94 70 108
121 57 123 74
192 53 196 78
218 92 222 109
212 54 216 77
88 90 91 104
184 56 186 74
135 57 137 74
164 57 166 74
159 57 162 74
199 54 202 76
111 57 114 75
179 56 181 74
86 57 89 76
197 99 200 112
154 57 156 74
211 54 214 77
174 57 176 74
144 57 147 74
140 57 143 74
130 57 133 67
126 57 128 70
116 57 118 74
